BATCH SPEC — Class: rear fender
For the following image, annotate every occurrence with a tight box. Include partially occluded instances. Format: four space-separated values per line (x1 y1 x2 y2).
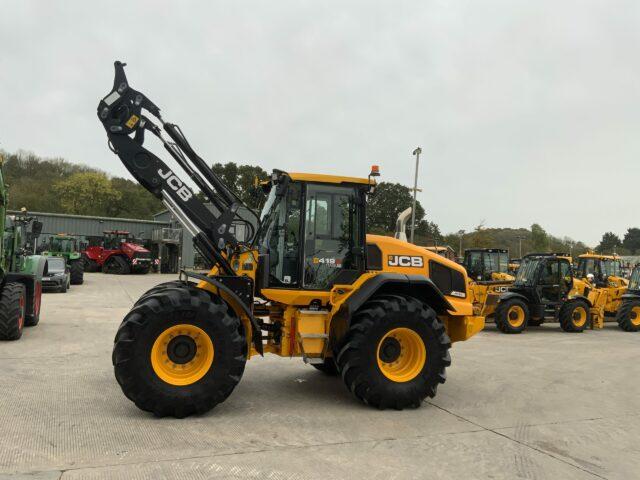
497 292 529 304
567 294 592 308
331 273 453 348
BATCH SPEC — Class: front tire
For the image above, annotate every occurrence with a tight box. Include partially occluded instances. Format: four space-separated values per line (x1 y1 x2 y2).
112 286 247 417
559 300 589 332
615 299 640 332
0 283 27 341
495 298 529 334
336 295 451 410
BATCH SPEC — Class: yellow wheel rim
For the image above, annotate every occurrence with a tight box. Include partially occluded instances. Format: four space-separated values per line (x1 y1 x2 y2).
572 306 588 328
507 305 525 328
151 324 214 386
630 307 640 327
377 327 427 383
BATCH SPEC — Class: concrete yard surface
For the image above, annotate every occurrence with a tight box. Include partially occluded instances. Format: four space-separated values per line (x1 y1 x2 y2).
0 273 638 479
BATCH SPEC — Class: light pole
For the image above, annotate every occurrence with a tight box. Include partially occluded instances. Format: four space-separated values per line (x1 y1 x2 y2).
410 147 422 244
458 229 465 257
518 236 523 258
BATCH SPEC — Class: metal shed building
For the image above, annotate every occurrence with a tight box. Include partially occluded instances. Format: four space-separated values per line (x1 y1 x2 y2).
9 210 189 271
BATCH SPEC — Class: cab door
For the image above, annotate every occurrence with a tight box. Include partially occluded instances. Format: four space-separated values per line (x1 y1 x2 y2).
303 184 364 290
537 259 564 304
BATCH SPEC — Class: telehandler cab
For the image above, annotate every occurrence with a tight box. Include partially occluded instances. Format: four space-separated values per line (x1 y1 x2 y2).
98 62 484 417
462 248 514 282
462 249 515 319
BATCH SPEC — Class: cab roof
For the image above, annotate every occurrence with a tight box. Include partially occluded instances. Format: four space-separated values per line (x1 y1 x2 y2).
579 253 620 260
288 172 373 185
465 248 508 253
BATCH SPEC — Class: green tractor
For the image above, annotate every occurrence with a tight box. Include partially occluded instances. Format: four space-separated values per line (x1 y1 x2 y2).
41 234 84 285
0 206 48 340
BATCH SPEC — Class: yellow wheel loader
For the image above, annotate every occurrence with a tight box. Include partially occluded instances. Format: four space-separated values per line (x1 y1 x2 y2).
97 62 484 417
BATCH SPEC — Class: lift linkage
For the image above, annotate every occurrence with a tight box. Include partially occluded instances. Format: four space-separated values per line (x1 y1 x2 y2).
96 61 259 276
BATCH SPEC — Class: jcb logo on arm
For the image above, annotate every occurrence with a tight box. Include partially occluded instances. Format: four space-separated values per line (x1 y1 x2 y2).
158 169 193 202
387 255 424 268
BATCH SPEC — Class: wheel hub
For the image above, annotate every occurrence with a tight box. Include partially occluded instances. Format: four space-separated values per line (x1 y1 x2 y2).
150 324 215 386
167 335 197 364
379 337 401 363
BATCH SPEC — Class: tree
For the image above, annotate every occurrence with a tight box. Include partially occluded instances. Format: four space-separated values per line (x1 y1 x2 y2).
210 162 269 210
108 177 163 218
469 221 494 248
53 172 122 216
623 228 640 255
366 182 425 234
596 232 622 254
531 223 549 252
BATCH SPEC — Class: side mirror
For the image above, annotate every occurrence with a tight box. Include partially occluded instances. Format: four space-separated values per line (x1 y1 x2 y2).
31 221 43 238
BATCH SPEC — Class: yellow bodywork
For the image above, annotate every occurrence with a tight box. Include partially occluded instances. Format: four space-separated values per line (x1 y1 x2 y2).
468 279 513 317
199 234 484 359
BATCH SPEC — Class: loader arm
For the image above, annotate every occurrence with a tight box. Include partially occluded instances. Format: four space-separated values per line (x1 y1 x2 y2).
97 61 259 275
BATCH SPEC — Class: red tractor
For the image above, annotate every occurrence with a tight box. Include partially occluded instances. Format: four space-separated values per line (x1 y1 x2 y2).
82 230 152 274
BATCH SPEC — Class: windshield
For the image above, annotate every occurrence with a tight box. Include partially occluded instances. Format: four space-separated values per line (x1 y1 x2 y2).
255 183 302 286
630 268 640 290
47 257 65 271
602 259 621 277
515 257 541 286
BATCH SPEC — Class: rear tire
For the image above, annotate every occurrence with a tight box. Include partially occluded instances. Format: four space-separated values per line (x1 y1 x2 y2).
0 283 27 341
615 299 640 332
336 295 451 410
559 300 589 332
103 256 131 275
70 260 84 285
311 358 339 375
495 298 529 333
112 286 247 417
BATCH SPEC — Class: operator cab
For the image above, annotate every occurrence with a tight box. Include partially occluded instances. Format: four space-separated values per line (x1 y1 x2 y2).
103 230 133 249
48 235 78 253
511 253 573 308
576 254 622 287
255 171 373 291
463 248 509 281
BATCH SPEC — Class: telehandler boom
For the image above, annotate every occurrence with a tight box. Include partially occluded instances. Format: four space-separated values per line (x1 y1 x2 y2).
98 62 483 417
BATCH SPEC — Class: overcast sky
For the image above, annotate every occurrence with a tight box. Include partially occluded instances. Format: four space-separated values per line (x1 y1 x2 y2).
1 1 638 245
